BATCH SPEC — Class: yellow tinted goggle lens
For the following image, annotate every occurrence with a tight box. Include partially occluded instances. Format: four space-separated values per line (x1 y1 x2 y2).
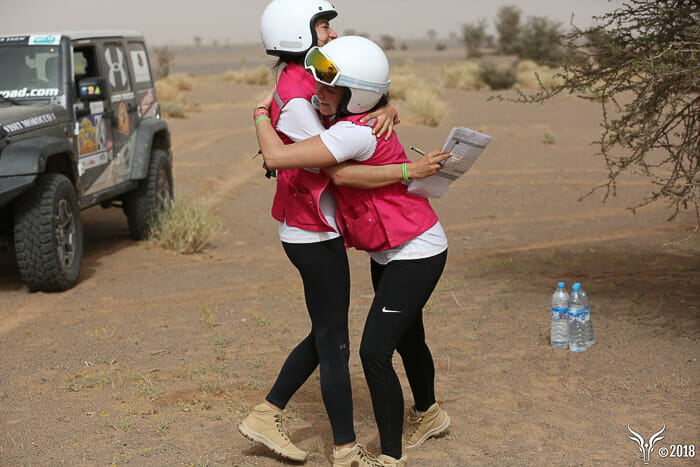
306 48 339 85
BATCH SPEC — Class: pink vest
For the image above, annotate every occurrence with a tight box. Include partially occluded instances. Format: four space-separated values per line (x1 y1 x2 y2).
331 114 439 252
269 63 335 232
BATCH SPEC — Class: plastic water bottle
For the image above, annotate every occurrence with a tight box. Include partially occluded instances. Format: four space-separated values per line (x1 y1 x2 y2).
550 282 568 349
568 283 587 352
578 284 595 347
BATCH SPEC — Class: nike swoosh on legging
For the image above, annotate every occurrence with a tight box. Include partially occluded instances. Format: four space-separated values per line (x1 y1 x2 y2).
381 307 402 313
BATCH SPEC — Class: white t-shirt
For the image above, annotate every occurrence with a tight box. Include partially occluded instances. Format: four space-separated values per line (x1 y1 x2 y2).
319 122 448 264
275 97 340 244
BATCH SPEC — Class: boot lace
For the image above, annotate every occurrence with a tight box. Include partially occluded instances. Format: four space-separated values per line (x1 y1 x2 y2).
356 445 381 466
404 410 424 439
273 413 292 442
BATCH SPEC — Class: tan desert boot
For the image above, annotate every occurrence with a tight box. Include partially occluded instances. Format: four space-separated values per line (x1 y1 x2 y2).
238 403 307 462
377 453 408 465
332 444 382 467
402 402 451 449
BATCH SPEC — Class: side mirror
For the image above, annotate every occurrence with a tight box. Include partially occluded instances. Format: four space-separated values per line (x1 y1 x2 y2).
77 77 106 102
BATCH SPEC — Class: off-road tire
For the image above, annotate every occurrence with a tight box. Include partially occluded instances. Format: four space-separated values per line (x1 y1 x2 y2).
123 149 173 240
13 173 83 292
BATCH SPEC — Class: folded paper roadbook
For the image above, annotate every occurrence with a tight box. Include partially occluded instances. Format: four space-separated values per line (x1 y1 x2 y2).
407 126 492 198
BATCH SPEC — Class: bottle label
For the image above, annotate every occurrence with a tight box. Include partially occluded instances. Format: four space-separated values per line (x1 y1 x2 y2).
552 306 567 318
569 310 587 323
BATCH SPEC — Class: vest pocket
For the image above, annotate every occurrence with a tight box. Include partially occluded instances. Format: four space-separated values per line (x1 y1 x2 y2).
286 191 319 226
342 203 388 251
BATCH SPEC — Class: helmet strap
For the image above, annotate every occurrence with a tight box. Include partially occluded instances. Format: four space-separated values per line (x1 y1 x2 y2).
337 88 352 117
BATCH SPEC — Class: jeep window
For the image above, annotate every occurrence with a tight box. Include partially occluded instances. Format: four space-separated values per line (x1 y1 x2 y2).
102 43 132 95
0 44 62 99
73 46 100 93
127 43 153 89
74 47 99 80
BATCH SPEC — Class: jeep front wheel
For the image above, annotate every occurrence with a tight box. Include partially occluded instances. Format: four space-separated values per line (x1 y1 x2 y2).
123 149 173 240
13 173 84 292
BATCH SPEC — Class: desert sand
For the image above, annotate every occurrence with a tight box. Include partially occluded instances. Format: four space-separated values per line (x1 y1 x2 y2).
0 45 698 466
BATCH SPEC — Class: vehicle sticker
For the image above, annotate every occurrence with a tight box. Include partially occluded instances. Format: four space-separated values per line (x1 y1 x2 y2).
1 112 57 134
93 114 106 150
118 102 130 135
138 88 154 117
0 88 60 99
78 151 110 175
77 116 98 155
130 50 151 83
0 36 29 43
80 85 103 97
104 45 129 92
110 92 135 103
144 101 159 119
89 101 104 115
28 35 61 45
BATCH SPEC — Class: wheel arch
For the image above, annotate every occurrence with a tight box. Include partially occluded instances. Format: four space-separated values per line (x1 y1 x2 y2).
0 136 78 182
130 118 171 180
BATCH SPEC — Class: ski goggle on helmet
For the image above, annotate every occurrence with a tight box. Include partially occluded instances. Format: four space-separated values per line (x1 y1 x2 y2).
305 36 391 113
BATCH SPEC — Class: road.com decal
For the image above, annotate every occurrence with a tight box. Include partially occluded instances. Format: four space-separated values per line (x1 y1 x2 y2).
0 88 60 99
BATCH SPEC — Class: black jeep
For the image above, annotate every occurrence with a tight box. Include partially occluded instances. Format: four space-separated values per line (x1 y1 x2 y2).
0 32 173 292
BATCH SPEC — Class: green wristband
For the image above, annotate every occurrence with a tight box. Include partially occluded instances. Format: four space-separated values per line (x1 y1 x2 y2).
402 162 410 182
255 115 271 126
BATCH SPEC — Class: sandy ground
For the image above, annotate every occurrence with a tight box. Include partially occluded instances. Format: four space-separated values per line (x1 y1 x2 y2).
0 48 698 466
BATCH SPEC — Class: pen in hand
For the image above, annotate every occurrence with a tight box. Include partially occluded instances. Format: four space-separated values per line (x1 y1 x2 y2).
409 146 426 156
410 146 447 167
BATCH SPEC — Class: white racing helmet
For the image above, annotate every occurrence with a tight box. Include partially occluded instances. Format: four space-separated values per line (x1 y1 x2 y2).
260 0 337 57
305 36 391 114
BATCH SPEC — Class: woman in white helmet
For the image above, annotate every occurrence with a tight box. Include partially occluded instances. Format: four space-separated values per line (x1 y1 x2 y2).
252 36 452 467
240 2 436 466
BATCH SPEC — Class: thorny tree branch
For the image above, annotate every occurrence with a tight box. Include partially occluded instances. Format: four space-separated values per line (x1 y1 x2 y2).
493 0 699 229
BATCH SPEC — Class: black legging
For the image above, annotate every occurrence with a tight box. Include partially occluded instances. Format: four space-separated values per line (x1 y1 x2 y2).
360 250 447 459
265 237 355 445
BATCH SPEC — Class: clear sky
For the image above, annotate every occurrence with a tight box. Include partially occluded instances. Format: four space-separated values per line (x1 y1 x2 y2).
1 0 615 46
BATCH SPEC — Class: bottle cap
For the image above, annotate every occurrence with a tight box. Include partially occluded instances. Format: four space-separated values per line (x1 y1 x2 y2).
572 283 580 291
557 282 565 288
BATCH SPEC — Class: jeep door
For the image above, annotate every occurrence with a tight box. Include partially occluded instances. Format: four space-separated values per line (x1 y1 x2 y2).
72 43 115 197
99 40 138 185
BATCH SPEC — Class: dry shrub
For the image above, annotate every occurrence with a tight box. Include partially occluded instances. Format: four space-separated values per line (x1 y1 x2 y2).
543 131 557 145
155 80 180 102
479 61 517 90
515 61 565 90
221 66 272 85
388 69 447 126
155 74 197 119
389 73 427 101
166 73 195 91
405 88 447 127
515 60 540 74
159 102 185 119
539 71 565 90
148 194 220 254
441 62 489 91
